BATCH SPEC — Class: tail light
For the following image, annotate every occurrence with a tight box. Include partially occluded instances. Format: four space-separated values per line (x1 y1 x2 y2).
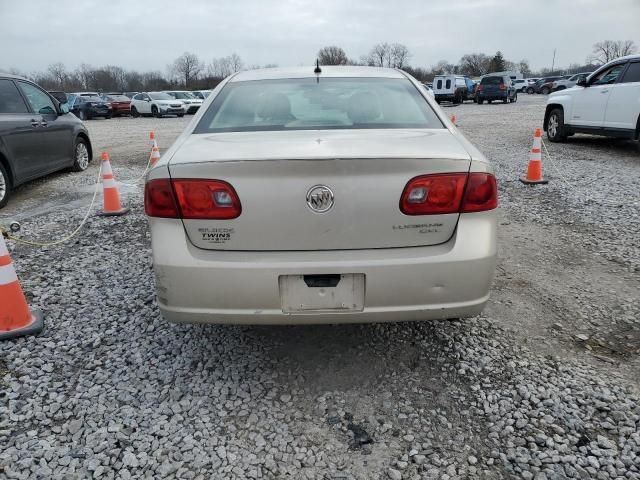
499 84 506 90
145 178 242 219
400 173 497 215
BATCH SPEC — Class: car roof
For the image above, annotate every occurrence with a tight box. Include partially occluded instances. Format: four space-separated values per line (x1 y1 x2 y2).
0 72 30 81
230 66 406 82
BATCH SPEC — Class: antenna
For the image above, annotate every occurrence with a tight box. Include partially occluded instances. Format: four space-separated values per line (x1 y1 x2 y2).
314 59 322 74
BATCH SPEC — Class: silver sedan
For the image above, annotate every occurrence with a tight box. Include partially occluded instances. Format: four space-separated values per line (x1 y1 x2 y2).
145 66 497 324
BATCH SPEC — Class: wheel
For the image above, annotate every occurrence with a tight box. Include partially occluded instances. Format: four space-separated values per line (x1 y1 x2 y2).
477 99 484 104
151 106 161 118
78 110 86 121
512 93 517 103
503 97 508 104
487 100 492 104
547 108 567 142
0 161 10 209
177 114 184 118
131 106 139 118
527 87 534 94
105 114 112 119
541 87 550 95
72 137 91 172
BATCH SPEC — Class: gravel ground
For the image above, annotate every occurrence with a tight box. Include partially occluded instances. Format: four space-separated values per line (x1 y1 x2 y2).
0 96 638 479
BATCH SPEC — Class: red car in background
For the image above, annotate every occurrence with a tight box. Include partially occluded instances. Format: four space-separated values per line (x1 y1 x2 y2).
101 94 131 116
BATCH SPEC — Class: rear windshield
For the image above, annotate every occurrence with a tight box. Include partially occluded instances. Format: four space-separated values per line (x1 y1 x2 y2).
195 77 443 133
481 77 503 85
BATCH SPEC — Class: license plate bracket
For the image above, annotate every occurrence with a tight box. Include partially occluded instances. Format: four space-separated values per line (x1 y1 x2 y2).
279 274 365 313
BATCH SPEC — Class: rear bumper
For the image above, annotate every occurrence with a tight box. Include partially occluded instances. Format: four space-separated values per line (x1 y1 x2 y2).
434 94 456 101
477 93 508 100
149 211 498 325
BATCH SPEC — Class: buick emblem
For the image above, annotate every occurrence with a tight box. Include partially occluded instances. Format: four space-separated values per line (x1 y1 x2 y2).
306 185 334 213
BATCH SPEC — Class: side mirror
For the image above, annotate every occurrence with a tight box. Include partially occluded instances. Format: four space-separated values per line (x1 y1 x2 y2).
576 78 588 87
145 98 151 102
59 103 70 115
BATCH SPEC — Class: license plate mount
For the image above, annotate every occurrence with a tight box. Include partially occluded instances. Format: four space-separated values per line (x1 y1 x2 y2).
279 274 365 313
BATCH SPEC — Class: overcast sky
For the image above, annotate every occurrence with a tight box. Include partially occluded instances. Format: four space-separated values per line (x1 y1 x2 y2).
1 0 639 74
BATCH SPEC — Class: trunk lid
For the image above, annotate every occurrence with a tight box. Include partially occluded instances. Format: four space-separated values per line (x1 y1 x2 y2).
168 129 472 251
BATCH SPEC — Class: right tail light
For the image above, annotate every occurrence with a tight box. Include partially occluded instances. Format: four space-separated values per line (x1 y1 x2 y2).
400 173 497 215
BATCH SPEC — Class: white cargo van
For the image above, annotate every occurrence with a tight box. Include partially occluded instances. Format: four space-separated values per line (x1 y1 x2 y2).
432 75 467 104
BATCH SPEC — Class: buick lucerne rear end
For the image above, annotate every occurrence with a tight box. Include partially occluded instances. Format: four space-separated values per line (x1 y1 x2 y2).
144 66 497 325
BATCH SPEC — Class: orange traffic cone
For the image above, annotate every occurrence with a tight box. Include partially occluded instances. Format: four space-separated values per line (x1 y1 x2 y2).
99 152 130 216
450 114 457 125
0 234 44 340
150 146 161 166
149 131 158 150
520 128 548 185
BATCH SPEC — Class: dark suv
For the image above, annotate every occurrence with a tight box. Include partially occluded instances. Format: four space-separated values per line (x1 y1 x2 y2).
527 76 563 94
476 75 517 104
0 74 93 208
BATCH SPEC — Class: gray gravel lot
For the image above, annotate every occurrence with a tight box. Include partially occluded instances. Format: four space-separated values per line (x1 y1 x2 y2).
0 95 639 479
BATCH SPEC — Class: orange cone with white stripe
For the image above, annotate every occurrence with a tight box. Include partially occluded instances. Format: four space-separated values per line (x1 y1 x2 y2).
150 131 158 150
150 146 161 166
450 114 457 125
0 234 44 340
99 152 130 216
520 128 548 185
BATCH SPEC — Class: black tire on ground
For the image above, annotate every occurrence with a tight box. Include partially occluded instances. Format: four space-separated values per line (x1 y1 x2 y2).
152 106 161 118
503 97 508 103
177 114 185 118
487 100 492 104
477 99 483 104
0 161 10 209
542 87 550 95
131 106 139 118
105 114 112 119
527 87 534 94
547 108 567 143
71 137 91 172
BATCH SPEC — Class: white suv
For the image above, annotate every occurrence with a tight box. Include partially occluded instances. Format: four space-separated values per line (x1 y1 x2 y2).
544 55 640 146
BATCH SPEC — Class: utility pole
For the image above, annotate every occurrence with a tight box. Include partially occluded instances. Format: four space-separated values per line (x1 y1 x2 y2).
551 49 556 73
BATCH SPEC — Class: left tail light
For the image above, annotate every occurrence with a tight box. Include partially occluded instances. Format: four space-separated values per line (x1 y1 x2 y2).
400 173 497 215
145 179 242 219
499 84 506 90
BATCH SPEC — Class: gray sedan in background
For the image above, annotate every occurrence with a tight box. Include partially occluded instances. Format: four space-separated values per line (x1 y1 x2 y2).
0 73 92 208
145 66 498 325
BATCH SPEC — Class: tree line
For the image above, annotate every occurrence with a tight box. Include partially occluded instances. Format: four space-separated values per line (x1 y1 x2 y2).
3 40 636 93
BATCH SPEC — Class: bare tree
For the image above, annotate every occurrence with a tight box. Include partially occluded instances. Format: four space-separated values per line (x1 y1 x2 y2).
318 46 348 65
208 54 244 78
458 53 491 76
517 60 532 77
589 40 637 65
171 52 203 88
431 60 456 76
390 43 411 68
47 62 68 88
367 43 391 67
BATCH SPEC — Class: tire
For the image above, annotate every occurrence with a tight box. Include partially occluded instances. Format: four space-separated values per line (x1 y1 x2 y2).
477 99 484 104
151 106 161 118
0 161 10 209
487 100 492 104
72 137 91 172
547 108 567 143
78 110 86 121
527 87 534 94
503 97 508 104
177 114 184 118
131 106 139 118
105 114 112 119
541 87 550 95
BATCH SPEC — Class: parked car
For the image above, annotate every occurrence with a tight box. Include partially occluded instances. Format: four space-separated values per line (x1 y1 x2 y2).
124 91 139 99
48 91 68 104
191 90 212 99
475 75 517 104
512 79 528 92
544 55 640 146
73 91 100 98
101 94 131 116
432 75 469 104
69 95 112 120
164 91 203 114
526 77 563 94
130 92 185 118
551 72 592 91
144 66 498 325
0 73 93 208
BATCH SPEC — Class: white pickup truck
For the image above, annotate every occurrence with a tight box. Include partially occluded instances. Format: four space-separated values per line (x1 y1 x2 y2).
544 55 640 148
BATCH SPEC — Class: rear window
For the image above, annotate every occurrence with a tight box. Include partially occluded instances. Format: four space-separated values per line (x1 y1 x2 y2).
445 79 451 89
0 79 29 113
436 79 442 89
195 77 443 133
481 77 503 85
